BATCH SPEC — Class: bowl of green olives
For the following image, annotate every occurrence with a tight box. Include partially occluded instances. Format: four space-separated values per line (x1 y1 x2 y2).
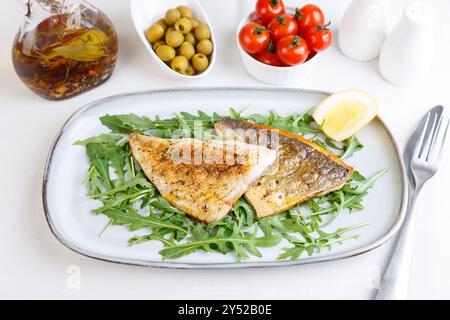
131 0 216 79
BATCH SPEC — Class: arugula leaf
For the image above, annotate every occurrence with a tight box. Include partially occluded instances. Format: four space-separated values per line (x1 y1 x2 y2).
86 144 113 190
109 148 126 184
342 169 388 195
90 177 153 198
150 197 186 215
128 233 175 247
74 134 123 146
341 136 364 159
100 114 153 133
103 207 187 233
159 232 282 261
84 165 103 196
277 224 367 260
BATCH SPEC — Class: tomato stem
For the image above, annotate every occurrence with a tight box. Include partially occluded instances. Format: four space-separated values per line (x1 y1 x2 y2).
288 35 300 49
276 15 286 25
254 26 268 35
316 21 332 31
295 8 303 21
270 0 279 7
268 41 276 54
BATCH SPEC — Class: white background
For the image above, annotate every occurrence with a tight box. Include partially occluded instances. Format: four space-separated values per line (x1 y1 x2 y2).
1 0 449 299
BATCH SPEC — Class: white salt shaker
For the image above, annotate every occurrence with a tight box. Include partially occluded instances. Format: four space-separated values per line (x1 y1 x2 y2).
338 0 389 61
379 1 435 87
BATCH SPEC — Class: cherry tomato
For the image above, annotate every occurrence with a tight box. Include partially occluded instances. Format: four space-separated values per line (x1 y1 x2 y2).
239 22 271 54
256 42 286 66
304 23 333 52
295 4 325 35
305 51 317 62
37 14 67 32
276 35 309 66
268 14 298 43
256 0 285 24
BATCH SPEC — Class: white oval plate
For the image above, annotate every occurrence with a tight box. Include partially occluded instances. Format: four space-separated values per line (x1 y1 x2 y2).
43 88 407 269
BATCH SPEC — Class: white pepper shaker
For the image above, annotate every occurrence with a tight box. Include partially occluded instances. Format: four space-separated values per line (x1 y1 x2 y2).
338 0 389 61
379 1 436 87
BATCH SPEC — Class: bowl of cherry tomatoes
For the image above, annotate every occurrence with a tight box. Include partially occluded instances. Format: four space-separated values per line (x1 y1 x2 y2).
237 0 332 85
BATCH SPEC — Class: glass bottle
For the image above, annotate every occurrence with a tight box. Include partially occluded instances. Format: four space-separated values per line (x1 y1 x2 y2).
11 0 119 100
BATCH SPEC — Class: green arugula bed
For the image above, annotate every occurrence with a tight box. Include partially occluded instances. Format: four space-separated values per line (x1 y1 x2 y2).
75 109 386 262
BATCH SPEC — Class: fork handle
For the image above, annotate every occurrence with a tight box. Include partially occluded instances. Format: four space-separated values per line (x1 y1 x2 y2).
374 189 420 300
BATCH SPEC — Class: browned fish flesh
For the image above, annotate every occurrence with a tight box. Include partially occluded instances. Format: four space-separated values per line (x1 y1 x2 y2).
214 118 354 218
128 133 277 223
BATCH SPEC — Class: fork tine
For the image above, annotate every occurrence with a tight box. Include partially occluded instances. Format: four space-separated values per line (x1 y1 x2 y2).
426 111 444 161
418 112 437 159
418 106 443 159
414 112 431 159
436 119 450 163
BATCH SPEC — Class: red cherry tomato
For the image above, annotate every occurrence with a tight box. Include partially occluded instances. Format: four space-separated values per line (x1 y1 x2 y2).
295 4 325 35
239 22 271 54
276 35 309 66
305 51 317 62
256 42 286 66
304 23 333 52
268 14 298 43
256 0 285 24
37 14 67 32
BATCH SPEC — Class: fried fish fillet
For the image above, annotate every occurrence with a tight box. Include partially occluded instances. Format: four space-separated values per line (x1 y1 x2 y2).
128 134 277 223
214 118 354 218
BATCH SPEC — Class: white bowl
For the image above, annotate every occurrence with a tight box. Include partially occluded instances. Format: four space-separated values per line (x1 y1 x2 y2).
236 10 320 85
130 0 216 79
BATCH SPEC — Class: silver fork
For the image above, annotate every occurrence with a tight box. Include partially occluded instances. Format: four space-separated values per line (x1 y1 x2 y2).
375 105 449 300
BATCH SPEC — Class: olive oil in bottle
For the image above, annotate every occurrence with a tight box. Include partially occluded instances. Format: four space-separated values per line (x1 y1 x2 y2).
11 0 119 100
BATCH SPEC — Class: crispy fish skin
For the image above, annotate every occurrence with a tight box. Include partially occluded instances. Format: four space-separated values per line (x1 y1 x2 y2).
214 118 354 218
128 133 276 223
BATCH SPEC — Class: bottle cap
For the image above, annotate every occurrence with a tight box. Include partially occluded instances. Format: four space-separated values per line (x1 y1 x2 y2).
404 0 435 26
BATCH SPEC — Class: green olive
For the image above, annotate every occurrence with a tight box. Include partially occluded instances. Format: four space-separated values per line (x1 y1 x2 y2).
165 30 184 48
177 5 193 19
145 24 165 43
196 39 213 55
184 32 197 46
171 55 189 73
155 18 168 31
152 40 166 51
174 18 192 35
190 19 200 29
165 8 181 25
179 42 195 60
192 53 209 72
156 45 176 62
194 24 211 40
183 64 195 76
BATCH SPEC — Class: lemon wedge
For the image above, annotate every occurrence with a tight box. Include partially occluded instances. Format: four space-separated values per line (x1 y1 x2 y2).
313 89 379 141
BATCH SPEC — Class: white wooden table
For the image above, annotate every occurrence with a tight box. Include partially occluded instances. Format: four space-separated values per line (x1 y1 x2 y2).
1 0 449 299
